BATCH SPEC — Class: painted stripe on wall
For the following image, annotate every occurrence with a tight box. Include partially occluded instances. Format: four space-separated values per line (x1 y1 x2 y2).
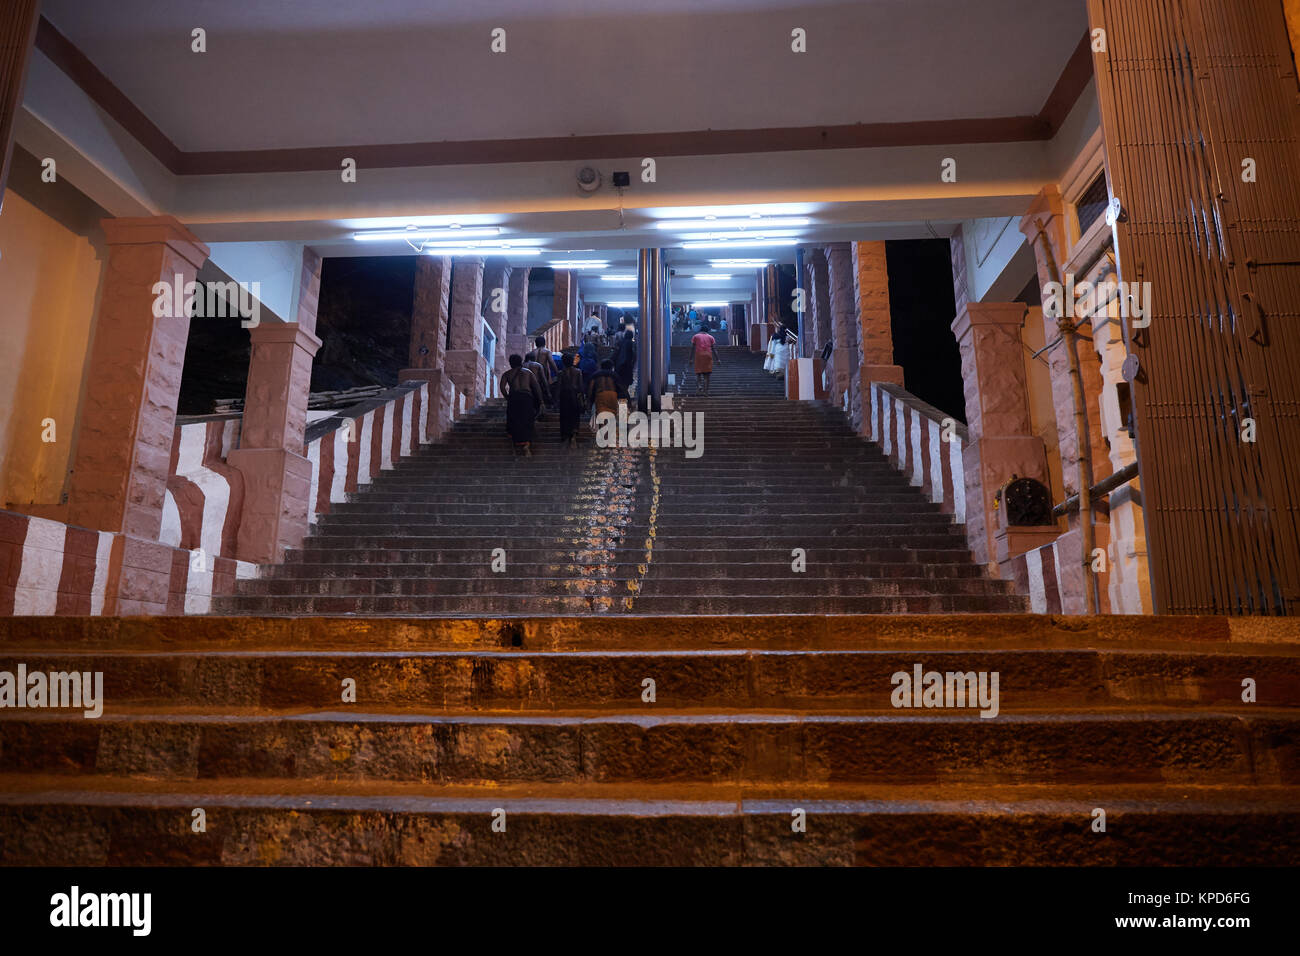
379 402 395 471
332 426 350 504
1025 548 1047 613
400 392 413 458
90 531 113 615
909 406 924 488
14 517 65 615
307 436 322 523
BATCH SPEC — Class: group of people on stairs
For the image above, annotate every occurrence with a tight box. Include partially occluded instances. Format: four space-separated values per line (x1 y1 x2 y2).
499 323 637 456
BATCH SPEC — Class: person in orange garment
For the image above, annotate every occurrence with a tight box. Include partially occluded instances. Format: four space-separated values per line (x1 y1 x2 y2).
690 324 721 396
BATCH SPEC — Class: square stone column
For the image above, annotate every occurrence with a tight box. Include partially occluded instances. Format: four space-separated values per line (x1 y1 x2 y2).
506 267 531 358
445 256 487 403
552 269 574 334
68 216 210 540
227 322 322 564
398 255 457 440
1020 186 1112 509
951 300 1053 569
825 243 862 419
403 255 450 374
483 258 512 377
807 250 832 354
852 240 904 382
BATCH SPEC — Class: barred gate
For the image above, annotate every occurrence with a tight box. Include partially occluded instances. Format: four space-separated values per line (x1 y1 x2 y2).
1088 0 1300 613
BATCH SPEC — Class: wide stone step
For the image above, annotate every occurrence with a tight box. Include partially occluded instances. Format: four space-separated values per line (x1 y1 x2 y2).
315 509 957 525
213 593 1028 614
2 647 1291 710
344 491 931 504
3 710 1293 785
268 561 995 580
282 547 981 565
234 576 1015 598
4 779 1294 865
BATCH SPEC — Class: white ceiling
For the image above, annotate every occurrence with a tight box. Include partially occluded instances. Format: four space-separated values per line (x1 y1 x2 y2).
42 0 1087 152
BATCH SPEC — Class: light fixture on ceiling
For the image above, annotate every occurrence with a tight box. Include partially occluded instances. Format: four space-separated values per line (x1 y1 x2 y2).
549 260 609 269
425 247 541 256
653 217 809 232
683 238 798 249
600 275 638 282
710 259 773 267
354 226 501 241
693 274 732 280
690 301 731 307
604 301 640 308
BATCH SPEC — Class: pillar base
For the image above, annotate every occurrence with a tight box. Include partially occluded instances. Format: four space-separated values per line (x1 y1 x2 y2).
443 349 488 406
963 435 1052 571
398 368 459 441
786 357 829 401
995 524 1062 566
112 533 176 616
860 364 904 387
227 447 312 564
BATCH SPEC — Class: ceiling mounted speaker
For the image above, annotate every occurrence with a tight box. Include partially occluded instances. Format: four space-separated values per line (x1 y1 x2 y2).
576 166 602 193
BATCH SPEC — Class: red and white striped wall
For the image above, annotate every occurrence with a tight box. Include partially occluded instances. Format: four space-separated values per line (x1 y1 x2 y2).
1005 538 1066 613
162 418 242 557
868 382 966 524
785 357 830 401
3 378 475 617
0 510 258 616
305 380 471 525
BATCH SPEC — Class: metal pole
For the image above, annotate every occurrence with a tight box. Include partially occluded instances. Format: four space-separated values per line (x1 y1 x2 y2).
794 246 806 358
637 248 662 411
658 258 671 407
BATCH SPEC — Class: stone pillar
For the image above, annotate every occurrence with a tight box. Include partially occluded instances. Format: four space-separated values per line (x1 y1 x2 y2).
228 320 322 564
399 255 457 441
507 267 531 358
445 256 487 404
853 240 903 387
0 1 40 206
1020 187 1111 505
951 301 1053 569
825 243 861 417
68 216 210 541
403 255 450 374
483 258 511 377
552 270 574 341
808 249 832 354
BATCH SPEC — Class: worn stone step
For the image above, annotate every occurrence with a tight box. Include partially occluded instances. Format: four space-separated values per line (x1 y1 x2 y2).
2 647 1292 710
214 593 1029 615
281 547 981 565
234 576 1015 598
3 710 1293 785
267 561 996 580
3 778 1294 866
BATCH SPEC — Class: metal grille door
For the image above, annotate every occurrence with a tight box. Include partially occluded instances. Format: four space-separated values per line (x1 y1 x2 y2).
1089 0 1300 613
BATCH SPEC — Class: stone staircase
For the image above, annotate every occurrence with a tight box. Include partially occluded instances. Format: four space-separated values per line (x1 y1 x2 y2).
1 614 1297 865
215 346 1024 615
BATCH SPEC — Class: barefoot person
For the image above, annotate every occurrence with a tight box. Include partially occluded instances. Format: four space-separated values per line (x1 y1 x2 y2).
557 351 586 448
690 324 721 396
501 354 544 456
588 359 622 435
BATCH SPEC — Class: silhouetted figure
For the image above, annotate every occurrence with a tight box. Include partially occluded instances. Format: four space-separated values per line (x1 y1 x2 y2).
613 325 636 399
501 354 544 456
523 350 552 406
588 359 622 435
557 352 586 448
